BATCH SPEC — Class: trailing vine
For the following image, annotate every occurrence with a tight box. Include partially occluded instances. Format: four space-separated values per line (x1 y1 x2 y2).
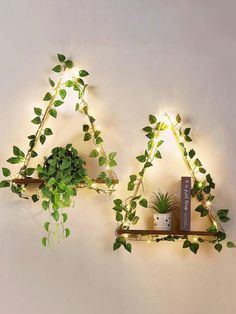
0 53 118 246
113 113 235 254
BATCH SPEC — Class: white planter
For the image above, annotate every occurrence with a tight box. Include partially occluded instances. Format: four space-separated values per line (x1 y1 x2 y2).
153 212 172 230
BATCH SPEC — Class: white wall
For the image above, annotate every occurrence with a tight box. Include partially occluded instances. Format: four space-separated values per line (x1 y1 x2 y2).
0 1 236 313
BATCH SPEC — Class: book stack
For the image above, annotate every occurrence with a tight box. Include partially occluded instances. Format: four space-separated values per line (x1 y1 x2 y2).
180 176 191 231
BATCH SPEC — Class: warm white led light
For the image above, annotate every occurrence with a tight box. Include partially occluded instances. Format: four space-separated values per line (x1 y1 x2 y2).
206 201 211 207
106 165 110 170
193 237 198 242
124 234 129 239
91 183 97 188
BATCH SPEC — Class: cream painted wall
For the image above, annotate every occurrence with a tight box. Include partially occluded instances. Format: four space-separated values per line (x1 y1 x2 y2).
0 1 236 313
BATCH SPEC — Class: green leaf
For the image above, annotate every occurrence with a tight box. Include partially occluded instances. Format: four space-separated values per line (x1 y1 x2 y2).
185 136 192 142
190 242 199 254
52 65 62 73
114 199 122 206
130 175 137 182
24 168 35 176
49 78 55 87
143 126 152 133
0 180 10 188
61 159 71 170
49 108 57 118
95 137 103 145
89 116 95 123
227 241 236 248
79 70 89 77
124 243 132 253
139 198 148 208
128 181 135 191
199 167 206 174
108 152 117 160
83 124 90 132
146 132 154 139
34 107 42 116
65 228 70 237
59 89 67 99
144 162 152 168
52 211 59 221
62 213 68 223
195 205 208 217
155 150 162 159
32 194 39 202
183 240 191 248
109 159 117 167
207 225 217 233
65 60 73 69
42 237 47 247
176 113 181 123
65 80 73 87
44 128 53 136
136 155 146 162
184 128 191 136
194 158 202 167
149 114 157 124
116 212 123 221
214 243 222 253
217 231 226 242
58 53 66 62
40 134 46 145
84 133 92 141
13 146 25 157
99 156 106 166
44 222 50 232
113 241 121 250
89 149 99 158
42 201 49 210
75 103 80 111
47 177 56 186
31 116 41 124
157 140 164 147
54 100 64 107
217 209 229 216
43 92 52 101
2 167 10 177
189 149 195 159
31 151 38 158
7 157 21 164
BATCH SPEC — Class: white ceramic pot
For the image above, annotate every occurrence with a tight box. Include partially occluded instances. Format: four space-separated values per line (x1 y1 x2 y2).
153 212 172 230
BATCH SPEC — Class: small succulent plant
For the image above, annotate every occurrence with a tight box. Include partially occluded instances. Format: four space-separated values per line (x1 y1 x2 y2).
150 191 177 214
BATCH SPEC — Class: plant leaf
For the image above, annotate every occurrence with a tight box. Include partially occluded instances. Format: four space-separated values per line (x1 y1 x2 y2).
79 70 89 77
2 167 11 177
52 65 62 73
58 54 66 62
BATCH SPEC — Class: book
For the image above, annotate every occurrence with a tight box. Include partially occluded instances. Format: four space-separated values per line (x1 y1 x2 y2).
180 177 191 231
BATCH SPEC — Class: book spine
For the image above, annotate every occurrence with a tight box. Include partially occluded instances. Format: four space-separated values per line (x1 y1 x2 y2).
180 177 191 231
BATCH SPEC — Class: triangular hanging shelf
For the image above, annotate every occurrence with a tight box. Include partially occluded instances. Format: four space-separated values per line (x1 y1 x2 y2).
113 113 232 254
1 54 118 197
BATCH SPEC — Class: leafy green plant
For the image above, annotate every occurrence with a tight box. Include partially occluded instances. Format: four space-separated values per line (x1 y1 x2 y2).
150 191 176 213
113 113 235 254
35 145 88 246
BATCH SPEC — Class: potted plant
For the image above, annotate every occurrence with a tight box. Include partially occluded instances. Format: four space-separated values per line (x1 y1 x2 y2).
150 191 177 230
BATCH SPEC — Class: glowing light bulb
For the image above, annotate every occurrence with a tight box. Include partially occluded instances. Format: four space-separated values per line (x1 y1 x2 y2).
96 147 101 153
198 182 203 188
91 183 97 188
124 234 129 239
193 237 198 242
213 221 218 228
106 165 110 170
206 201 211 207
147 239 151 244
161 113 172 127
96 126 101 131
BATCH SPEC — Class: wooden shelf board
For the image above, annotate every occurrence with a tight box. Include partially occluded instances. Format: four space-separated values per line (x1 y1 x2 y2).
116 229 217 237
12 178 119 185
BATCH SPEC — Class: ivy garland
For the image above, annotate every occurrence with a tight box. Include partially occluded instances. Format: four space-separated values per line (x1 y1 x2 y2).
0 53 118 246
113 113 235 254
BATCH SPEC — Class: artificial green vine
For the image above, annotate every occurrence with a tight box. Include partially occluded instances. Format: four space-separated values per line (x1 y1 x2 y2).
113 113 235 254
0 53 118 246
